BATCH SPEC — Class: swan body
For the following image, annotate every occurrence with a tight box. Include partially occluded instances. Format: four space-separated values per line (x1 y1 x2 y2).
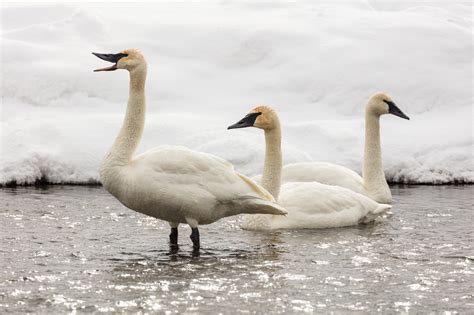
228 106 391 230
102 145 286 226
280 93 409 204
242 182 391 230
93 49 286 249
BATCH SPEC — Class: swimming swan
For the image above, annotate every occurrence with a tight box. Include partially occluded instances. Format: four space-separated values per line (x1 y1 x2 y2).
281 92 409 204
93 49 286 249
228 106 391 230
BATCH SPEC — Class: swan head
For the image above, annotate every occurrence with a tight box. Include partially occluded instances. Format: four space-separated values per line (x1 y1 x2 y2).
227 106 279 130
367 92 409 120
92 49 146 72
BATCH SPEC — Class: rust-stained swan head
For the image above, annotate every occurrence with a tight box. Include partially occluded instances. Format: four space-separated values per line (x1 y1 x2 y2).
228 106 280 130
366 92 409 120
92 49 146 72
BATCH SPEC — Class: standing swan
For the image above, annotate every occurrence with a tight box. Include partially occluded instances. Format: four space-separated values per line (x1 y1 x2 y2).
93 49 287 249
228 106 391 230
281 93 409 204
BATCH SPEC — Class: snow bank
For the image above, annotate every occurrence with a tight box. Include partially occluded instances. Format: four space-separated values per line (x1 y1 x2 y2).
1 2 472 185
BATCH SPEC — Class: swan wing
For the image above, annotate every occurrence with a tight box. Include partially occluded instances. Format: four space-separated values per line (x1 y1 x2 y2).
267 182 390 229
128 146 286 221
236 172 275 202
135 146 271 201
282 162 366 195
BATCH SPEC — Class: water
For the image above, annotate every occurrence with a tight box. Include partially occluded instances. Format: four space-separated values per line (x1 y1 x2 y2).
0 185 472 313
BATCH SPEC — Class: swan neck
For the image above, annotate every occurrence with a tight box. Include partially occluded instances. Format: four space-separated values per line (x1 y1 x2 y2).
261 121 282 200
363 112 386 190
103 66 147 169
130 66 147 92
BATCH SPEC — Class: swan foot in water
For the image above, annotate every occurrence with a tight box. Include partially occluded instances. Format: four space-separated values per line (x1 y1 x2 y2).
169 227 178 247
185 218 200 250
190 228 200 249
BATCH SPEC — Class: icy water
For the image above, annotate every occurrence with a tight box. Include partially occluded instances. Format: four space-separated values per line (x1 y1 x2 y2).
0 185 472 313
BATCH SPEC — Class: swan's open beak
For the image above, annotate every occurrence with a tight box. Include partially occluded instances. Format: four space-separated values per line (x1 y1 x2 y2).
92 52 128 72
227 112 262 129
387 101 410 120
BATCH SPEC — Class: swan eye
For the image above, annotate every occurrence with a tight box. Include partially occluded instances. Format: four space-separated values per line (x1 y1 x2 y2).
115 53 128 62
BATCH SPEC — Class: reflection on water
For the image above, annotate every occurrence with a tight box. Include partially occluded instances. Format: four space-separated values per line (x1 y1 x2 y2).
0 185 473 313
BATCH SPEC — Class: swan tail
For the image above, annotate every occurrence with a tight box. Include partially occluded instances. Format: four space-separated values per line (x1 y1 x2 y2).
237 198 288 216
362 204 392 223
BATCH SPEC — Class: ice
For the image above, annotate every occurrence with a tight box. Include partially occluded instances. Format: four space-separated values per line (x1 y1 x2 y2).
1 2 472 185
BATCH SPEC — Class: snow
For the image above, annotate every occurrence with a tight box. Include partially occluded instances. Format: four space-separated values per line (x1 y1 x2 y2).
1 1 472 185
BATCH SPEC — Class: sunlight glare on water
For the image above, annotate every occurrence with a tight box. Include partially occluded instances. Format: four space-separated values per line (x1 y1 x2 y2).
0 185 473 313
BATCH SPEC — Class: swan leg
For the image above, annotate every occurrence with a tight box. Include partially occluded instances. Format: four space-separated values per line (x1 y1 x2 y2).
169 222 179 247
185 218 200 250
190 228 200 250
169 228 178 246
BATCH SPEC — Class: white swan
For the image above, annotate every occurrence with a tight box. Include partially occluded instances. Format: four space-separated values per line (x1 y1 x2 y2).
281 92 409 204
228 106 391 230
93 49 286 249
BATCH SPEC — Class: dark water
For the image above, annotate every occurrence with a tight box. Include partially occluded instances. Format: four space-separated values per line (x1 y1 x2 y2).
0 185 472 313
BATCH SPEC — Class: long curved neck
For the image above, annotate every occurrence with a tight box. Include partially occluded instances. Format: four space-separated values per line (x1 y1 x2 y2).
363 111 387 191
261 119 282 200
103 66 147 168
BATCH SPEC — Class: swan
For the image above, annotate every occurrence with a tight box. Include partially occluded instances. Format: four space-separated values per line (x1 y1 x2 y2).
281 92 409 204
92 49 287 249
228 106 391 230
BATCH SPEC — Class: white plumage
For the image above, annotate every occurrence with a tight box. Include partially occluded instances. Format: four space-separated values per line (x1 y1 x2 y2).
228 106 391 230
94 49 286 249
281 162 366 195
279 92 409 204
104 145 286 226
242 182 391 230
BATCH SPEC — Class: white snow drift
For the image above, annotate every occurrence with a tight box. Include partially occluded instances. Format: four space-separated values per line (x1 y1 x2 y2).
1 2 472 185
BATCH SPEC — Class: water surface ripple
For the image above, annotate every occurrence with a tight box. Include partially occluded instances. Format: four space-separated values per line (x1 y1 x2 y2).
1 185 472 313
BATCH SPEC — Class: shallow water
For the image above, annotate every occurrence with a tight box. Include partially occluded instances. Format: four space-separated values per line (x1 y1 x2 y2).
0 185 472 313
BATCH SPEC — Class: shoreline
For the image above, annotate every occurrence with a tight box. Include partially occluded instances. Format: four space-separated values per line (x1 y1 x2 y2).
1 181 473 188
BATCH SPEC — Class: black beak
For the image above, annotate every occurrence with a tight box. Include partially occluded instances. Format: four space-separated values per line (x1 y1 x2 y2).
227 112 262 129
92 52 128 72
385 100 410 120
92 52 127 63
